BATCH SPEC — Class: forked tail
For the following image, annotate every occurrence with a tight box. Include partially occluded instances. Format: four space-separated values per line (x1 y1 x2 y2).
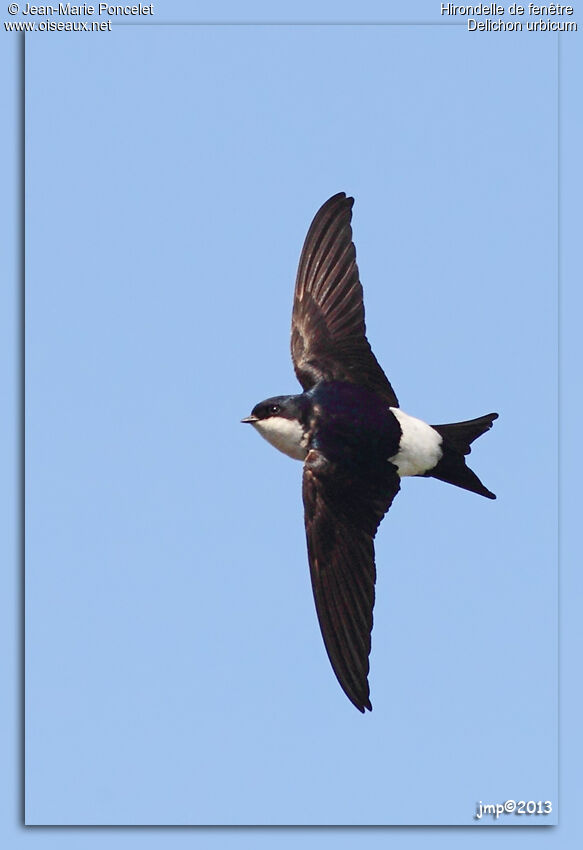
429 412 498 499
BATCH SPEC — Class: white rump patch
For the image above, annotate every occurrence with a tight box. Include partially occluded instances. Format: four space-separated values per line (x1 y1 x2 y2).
389 408 443 477
252 417 308 461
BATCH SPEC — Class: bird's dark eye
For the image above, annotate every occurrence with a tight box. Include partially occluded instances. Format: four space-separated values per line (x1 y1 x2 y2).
269 404 280 415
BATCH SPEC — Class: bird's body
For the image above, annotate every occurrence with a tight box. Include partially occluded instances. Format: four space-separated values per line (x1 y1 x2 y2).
243 193 497 712
252 382 398 464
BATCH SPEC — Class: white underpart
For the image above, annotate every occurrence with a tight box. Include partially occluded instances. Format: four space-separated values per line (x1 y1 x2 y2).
252 417 308 461
388 407 443 476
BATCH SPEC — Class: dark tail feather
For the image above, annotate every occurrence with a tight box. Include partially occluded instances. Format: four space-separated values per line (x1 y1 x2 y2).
429 458 497 499
429 412 498 499
432 412 498 456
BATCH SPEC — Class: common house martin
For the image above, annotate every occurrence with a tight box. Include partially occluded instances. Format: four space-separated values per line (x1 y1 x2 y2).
242 193 498 712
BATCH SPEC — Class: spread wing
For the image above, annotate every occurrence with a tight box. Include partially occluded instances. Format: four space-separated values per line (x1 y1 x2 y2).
291 192 399 407
302 449 400 712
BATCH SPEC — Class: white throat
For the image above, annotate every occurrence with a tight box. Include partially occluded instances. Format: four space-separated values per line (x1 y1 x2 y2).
252 416 308 461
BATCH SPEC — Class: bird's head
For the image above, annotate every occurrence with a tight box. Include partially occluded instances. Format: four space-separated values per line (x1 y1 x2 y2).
241 394 308 460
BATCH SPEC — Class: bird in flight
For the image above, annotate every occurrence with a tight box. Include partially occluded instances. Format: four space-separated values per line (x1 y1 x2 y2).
242 193 497 713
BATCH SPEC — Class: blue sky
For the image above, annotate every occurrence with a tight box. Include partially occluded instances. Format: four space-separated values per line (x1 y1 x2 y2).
2 0 582 846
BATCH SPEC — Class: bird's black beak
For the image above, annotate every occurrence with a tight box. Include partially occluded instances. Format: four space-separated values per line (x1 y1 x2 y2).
240 415 259 424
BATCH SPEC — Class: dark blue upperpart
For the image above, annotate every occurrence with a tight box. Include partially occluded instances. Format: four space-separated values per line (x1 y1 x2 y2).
302 381 401 469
